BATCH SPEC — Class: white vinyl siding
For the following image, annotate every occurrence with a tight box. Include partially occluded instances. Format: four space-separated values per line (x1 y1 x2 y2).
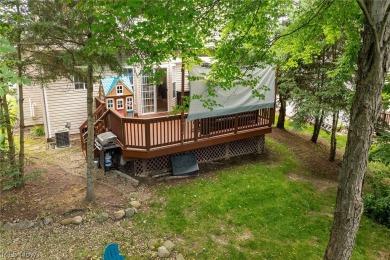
44 77 99 138
21 85 44 126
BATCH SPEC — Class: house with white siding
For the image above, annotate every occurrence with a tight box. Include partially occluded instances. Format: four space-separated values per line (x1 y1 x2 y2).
22 59 187 140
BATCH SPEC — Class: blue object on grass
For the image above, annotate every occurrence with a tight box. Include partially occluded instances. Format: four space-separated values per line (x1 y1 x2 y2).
103 243 125 260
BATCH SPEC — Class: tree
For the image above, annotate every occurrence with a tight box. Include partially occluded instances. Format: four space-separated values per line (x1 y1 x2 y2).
0 36 30 189
0 0 33 184
324 0 390 258
27 0 126 201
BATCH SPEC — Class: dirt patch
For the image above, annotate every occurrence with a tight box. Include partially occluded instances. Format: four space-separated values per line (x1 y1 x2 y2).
0 138 150 222
269 128 341 186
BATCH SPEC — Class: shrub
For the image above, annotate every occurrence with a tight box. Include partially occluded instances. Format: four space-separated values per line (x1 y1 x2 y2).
363 162 390 227
30 125 45 137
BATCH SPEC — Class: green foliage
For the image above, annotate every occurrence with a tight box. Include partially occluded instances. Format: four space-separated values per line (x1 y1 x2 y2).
364 162 390 227
0 134 5 150
0 166 38 190
30 125 45 137
370 132 390 165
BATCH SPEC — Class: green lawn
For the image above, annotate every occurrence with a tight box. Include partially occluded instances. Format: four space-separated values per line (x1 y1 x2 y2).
133 138 389 259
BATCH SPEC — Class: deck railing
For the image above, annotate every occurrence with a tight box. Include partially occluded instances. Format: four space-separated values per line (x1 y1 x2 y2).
105 108 273 151
79 103 108 151
379 112 390 126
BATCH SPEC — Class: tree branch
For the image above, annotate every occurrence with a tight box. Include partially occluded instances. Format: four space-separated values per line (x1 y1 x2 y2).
356 0 381 54
380 0 390 42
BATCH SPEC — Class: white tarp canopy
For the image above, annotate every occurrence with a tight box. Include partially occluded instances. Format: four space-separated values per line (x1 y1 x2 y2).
186 66 275 121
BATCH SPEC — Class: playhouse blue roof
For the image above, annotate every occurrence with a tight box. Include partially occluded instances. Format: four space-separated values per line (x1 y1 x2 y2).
101 76 133 95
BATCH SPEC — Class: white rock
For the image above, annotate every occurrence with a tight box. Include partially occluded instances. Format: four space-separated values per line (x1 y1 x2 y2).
158 246 170 258
72 216 83 225
114 209 126 220
164 240 175 251
176 253 185 260
130 201 141 209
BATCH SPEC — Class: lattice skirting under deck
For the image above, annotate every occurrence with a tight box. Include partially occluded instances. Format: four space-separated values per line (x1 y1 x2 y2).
132 135 265 176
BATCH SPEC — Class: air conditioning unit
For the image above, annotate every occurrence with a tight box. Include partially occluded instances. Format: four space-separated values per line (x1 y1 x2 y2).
55 129 70 148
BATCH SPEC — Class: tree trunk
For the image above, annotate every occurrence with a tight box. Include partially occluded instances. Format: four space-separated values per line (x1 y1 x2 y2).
17 44 25 179
324 1 390 258
311 110 324 143
0 96 4 169
276 93 286 129
329 111 339 162
1 94 16 170
85 63 95 201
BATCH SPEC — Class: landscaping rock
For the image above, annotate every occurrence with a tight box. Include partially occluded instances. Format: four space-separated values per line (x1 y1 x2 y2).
114 209 126 220
147 239 159 250
164 240 175 252
3 222 17 230
125 207 136 218
130 200 141 209
97 212 109 222
61 218 74 226
157 246 170 258
3 220 35 230
176 253 185 260
43 216 53 225
34 221 44 228
73 216 83 225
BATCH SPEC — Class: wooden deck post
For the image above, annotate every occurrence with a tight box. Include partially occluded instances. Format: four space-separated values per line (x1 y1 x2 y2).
194 119 199 141
145 121 151 150
234 114 239 134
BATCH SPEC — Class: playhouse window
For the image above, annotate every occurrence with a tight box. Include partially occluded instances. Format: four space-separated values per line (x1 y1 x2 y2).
106 98 114 109
116 85 123 95
126 96 133 110
117 98 124 109
74 75 86 90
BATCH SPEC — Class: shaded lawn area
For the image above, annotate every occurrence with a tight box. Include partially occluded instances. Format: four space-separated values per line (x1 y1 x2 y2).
134 138 390 259
275 114 348 151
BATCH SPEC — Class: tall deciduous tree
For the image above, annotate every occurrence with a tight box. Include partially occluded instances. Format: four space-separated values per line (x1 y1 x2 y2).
325 0 390 258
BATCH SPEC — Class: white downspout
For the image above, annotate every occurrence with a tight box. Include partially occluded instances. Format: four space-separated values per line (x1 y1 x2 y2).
42 87 52 139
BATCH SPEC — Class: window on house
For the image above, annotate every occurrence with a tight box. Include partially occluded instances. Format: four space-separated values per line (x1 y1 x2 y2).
122 67 133 83
106 98 114 109
126 96 133 110
116 85 123 95
141 71 155 114
74 75 86 90
117 98 124 110
172 66 177 98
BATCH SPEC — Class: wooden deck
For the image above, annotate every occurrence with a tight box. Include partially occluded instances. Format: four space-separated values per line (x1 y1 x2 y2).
379 112 390 126
80 99 274 159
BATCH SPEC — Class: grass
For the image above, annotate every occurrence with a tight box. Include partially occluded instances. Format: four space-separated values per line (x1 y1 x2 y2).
134 138 390 259
276 114 348 151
